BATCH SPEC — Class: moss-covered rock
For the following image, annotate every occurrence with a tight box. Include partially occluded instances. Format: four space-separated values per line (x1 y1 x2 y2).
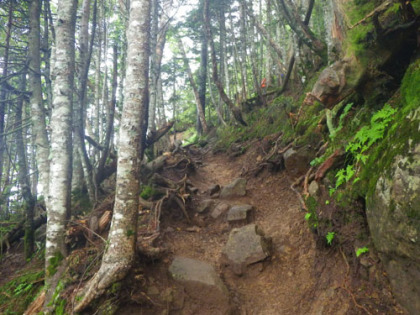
366 143 420 314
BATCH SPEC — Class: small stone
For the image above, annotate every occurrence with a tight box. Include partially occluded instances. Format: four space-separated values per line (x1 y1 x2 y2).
308 180 320 197
227 204 253 224
220 178 247 198
196 199 214 213
211 203 230 219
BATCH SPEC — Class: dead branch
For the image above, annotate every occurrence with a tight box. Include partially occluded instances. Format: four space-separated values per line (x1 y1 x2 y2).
145 121 175 147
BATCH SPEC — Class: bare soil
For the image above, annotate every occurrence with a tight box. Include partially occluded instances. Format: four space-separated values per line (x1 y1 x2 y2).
118 143 404 315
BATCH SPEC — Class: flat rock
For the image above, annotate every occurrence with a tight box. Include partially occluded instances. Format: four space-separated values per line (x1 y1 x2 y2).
227 204 253 223
221 224 271 275
196 199 214 213
211 203 230 219
220 178 247 198
169 257 231 314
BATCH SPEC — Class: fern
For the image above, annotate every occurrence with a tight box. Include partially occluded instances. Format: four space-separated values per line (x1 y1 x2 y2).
331 104 396 195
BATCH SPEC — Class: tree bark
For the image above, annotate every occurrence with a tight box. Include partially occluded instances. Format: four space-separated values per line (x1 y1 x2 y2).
45 0 78 287
74 0 151 311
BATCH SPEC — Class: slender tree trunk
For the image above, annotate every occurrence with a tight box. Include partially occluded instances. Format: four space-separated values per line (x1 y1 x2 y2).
0 2 14 215
177 38 209 133
196 0 208 134
148 0 159 133
16 72 36 259
42 0 53 112
75 0 151 310
74 0 97 203
45 0 78 292
98 44 117 176
29 0 50 199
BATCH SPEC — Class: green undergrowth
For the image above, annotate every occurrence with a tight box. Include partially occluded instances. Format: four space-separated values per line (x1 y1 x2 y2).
323 57 420 201
214 96 296 151
0 270 44 315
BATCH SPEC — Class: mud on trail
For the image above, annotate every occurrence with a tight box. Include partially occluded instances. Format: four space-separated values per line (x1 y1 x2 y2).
120 142 403 315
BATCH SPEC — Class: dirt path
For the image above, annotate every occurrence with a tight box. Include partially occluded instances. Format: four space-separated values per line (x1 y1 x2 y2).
163 149 354 314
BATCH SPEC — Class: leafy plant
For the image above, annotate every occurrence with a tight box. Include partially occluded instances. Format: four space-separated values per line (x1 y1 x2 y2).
326 232 335 245
356 246 369 257
330 104 397 195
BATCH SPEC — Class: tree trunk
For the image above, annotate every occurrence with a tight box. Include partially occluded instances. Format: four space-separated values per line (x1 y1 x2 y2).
74 0 151 311
98 44 118 177
0 1 14 216
196 0 208 134
148 0 159 134
16 72 36 259
177 38 209 133
45 0 78 290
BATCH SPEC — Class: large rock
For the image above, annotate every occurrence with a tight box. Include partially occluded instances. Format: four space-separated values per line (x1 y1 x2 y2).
169 257 231 314
283 146 314 177
220 178 247 198
221 224 271 275
367 143 420 315
227 204 253 224
303 58 363 109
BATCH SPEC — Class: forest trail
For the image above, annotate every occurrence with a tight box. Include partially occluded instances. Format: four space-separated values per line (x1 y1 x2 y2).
124 144 378 315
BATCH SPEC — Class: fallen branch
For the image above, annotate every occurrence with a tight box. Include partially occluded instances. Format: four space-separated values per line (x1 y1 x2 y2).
348 0 392 29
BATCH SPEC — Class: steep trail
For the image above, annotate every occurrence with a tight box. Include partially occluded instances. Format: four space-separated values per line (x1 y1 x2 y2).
164 147 354 314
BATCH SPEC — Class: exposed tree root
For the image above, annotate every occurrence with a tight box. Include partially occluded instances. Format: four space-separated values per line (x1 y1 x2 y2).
73 260 132 312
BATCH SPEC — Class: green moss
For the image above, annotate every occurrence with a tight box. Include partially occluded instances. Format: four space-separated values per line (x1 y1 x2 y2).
401 58 420 110
47 251 64 277
140 185 157 200
0 270 44 314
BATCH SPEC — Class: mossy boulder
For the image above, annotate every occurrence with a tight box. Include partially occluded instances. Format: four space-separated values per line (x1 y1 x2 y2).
366 143 420 314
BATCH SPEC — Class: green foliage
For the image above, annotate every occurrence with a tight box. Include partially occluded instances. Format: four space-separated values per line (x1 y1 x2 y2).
326 231 336 246
356 246 369 257
330 104 397 195
215 97 295 151
330 103 354 139
0 270 44 314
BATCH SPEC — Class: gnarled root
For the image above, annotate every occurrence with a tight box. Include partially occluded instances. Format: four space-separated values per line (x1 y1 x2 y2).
73 259 131 312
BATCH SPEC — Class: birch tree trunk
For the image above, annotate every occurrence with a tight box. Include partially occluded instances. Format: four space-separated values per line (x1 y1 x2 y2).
74 0 151 310
45 0 77 285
